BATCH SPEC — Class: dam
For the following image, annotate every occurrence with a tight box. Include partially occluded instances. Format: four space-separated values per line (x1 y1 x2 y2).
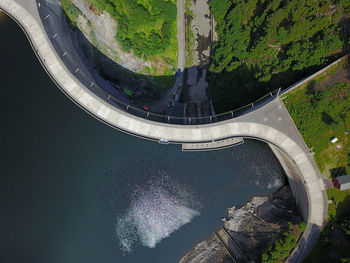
0 0 329 262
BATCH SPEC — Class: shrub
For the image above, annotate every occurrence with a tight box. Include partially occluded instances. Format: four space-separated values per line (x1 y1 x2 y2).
61 0 82 24
341 220 350 236
91 0 177 59
262 223 300 263
299 222 306 232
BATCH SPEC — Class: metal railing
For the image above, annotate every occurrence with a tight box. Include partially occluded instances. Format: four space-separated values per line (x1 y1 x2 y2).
36 1 280 126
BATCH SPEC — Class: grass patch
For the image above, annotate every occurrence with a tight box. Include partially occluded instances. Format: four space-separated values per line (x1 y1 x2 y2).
283 59 350 177
327 188 350 219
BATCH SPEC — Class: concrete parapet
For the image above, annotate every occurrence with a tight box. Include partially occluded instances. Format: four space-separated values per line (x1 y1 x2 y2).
182 137 244 151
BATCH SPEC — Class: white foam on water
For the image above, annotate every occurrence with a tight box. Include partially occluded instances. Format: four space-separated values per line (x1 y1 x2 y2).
115 173 201 254
267 177 284 190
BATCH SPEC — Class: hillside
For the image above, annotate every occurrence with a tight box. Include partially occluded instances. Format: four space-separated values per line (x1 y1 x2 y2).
209 0 349 113
61 0 178 80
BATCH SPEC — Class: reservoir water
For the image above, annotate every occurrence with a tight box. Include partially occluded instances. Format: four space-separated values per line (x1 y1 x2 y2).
0 15 287 263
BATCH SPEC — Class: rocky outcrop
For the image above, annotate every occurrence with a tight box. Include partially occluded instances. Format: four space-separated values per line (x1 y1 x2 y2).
223 186 302 262
179 186 301 263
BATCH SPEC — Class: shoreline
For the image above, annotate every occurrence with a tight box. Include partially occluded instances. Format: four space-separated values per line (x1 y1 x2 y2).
179 185 301 263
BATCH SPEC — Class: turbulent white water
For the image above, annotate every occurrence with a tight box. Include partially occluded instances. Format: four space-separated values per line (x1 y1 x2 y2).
115 174 201 253
267 177 284 189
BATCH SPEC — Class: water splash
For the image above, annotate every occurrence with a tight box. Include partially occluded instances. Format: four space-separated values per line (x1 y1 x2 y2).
115 173 201 254
267 177 284 190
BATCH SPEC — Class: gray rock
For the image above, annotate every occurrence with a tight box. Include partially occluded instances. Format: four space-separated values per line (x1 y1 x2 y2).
179 186 301 263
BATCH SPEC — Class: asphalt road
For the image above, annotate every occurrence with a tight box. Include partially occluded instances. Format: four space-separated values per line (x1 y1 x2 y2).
36 0 133 108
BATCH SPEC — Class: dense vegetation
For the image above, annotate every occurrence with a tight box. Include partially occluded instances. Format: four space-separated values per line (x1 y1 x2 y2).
305 189 350 262
91 0 177 61
283 59 350 176
209 0 348 112
262 222 305 263
61 0 82 25
284 57 350 263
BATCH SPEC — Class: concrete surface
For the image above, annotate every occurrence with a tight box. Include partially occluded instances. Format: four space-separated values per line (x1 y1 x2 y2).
182 137 244 151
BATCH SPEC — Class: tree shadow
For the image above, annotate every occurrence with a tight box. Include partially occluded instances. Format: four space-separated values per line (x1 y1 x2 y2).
305 80 316 95
207 12 350 114
208 64 267 113
322 111 337 125
340 16 350 77
335 194 350 222
207 54 345 113
74 26 175 102
330 166 347 178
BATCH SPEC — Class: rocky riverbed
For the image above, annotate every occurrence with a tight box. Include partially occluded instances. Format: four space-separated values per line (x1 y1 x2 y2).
179 186 302 263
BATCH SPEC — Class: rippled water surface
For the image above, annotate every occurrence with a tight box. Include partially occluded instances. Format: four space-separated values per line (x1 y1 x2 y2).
0 16 286 263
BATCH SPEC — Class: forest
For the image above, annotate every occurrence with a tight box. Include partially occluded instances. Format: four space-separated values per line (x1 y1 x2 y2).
209 0 349 112
91 0 177 60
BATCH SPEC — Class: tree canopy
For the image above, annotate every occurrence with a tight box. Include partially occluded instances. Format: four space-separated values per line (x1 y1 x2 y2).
208 0 348 112
209 0 344 82
91 0 177 59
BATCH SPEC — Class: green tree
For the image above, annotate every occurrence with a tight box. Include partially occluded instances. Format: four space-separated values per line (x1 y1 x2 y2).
341 219 350 236
91 0 177 59
209 0 347 112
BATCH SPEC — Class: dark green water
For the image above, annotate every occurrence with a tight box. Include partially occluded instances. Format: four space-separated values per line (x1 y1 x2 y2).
0 15 286 263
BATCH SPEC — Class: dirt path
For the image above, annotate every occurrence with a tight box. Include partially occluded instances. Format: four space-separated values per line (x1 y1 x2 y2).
178 0 186 71
187 0 212 66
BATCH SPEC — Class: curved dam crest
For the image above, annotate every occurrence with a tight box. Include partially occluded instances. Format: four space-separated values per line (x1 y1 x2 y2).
0 0 328 262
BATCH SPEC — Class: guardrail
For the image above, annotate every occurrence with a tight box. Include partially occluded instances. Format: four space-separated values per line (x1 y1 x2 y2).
36 0 280 126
